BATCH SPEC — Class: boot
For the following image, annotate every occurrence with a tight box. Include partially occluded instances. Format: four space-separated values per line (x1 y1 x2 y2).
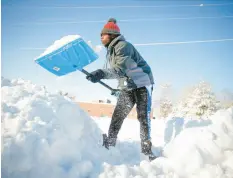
102 134 117 149
141 140 157 161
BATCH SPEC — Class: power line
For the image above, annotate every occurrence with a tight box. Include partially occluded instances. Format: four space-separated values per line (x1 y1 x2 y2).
134 38 233 46
119 16 233 22
8 3 233 9
19 16 233 25
20 38 233 50
37 3 233 9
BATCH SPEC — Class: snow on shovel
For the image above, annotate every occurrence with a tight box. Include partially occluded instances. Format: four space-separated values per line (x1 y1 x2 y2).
34 35 119 96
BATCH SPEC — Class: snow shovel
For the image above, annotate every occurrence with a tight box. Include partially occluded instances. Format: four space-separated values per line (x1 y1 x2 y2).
34 37 120 97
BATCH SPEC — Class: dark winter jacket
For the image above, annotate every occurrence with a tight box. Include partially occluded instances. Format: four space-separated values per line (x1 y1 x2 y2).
102 35 154 90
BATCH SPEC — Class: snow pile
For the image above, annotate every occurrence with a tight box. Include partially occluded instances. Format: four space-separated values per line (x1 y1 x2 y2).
36 35 81 58
163 108 233 177
1 77 106 178
2 77 233 178
96 109 233 178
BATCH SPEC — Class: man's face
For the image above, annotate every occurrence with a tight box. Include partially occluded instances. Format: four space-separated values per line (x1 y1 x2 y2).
101 33 111 47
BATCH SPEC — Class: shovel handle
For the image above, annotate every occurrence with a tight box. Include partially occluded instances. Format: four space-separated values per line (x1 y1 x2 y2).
81 69 114 91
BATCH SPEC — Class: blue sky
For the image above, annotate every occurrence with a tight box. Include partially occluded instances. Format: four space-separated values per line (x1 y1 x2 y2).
2 0 233 102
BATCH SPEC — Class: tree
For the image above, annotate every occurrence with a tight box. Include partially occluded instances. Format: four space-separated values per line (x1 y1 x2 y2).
159 83 173 118
160 97 173 118
173 81 219 118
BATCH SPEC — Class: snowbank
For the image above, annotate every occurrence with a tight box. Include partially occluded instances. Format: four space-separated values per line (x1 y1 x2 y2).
95 109 233 178
1 77 106 178
163 108 233 177
2 77 233 178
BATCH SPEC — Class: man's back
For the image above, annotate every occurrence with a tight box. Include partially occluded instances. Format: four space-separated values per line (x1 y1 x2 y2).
104 35 155 89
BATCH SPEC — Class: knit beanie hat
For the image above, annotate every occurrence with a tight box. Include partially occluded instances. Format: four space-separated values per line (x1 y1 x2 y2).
101 18 120 35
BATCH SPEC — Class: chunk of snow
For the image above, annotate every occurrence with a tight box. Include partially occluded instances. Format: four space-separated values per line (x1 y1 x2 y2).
36 35 81 59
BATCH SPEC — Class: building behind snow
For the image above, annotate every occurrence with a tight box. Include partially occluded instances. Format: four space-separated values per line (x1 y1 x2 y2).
77 100 154 119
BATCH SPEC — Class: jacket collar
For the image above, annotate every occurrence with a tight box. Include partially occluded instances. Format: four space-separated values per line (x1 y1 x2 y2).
107 35 125 51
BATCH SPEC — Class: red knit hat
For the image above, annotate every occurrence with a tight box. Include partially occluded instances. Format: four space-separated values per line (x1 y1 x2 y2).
101 18 120 35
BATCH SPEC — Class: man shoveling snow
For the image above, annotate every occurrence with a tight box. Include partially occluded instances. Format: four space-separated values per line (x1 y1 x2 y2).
86 18 156 161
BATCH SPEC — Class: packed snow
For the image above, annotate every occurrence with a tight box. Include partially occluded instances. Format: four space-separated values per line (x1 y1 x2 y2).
35 35 103 59
2 77 233 178
36 35 81 59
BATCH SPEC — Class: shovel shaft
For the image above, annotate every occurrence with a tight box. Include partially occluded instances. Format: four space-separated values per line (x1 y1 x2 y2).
81 69 114 91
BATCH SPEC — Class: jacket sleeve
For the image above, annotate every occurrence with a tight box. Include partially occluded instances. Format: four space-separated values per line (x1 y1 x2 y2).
102 43 133 79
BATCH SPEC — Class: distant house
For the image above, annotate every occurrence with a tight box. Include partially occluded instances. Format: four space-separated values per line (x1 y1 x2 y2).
77 101 154 119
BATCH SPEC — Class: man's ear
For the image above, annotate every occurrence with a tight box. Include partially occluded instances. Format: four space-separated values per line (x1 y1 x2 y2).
110 34 116 40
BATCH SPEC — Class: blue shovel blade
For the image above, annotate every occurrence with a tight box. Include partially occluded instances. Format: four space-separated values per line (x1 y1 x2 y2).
35 38 98 76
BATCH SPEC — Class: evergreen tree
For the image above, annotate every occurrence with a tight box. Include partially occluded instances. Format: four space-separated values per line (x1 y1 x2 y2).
174 81 219 118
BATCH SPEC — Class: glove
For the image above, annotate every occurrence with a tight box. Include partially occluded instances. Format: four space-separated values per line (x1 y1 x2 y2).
86 69 105 83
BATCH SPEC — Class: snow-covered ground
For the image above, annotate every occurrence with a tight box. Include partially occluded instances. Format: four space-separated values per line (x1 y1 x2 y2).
2 78 233 178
